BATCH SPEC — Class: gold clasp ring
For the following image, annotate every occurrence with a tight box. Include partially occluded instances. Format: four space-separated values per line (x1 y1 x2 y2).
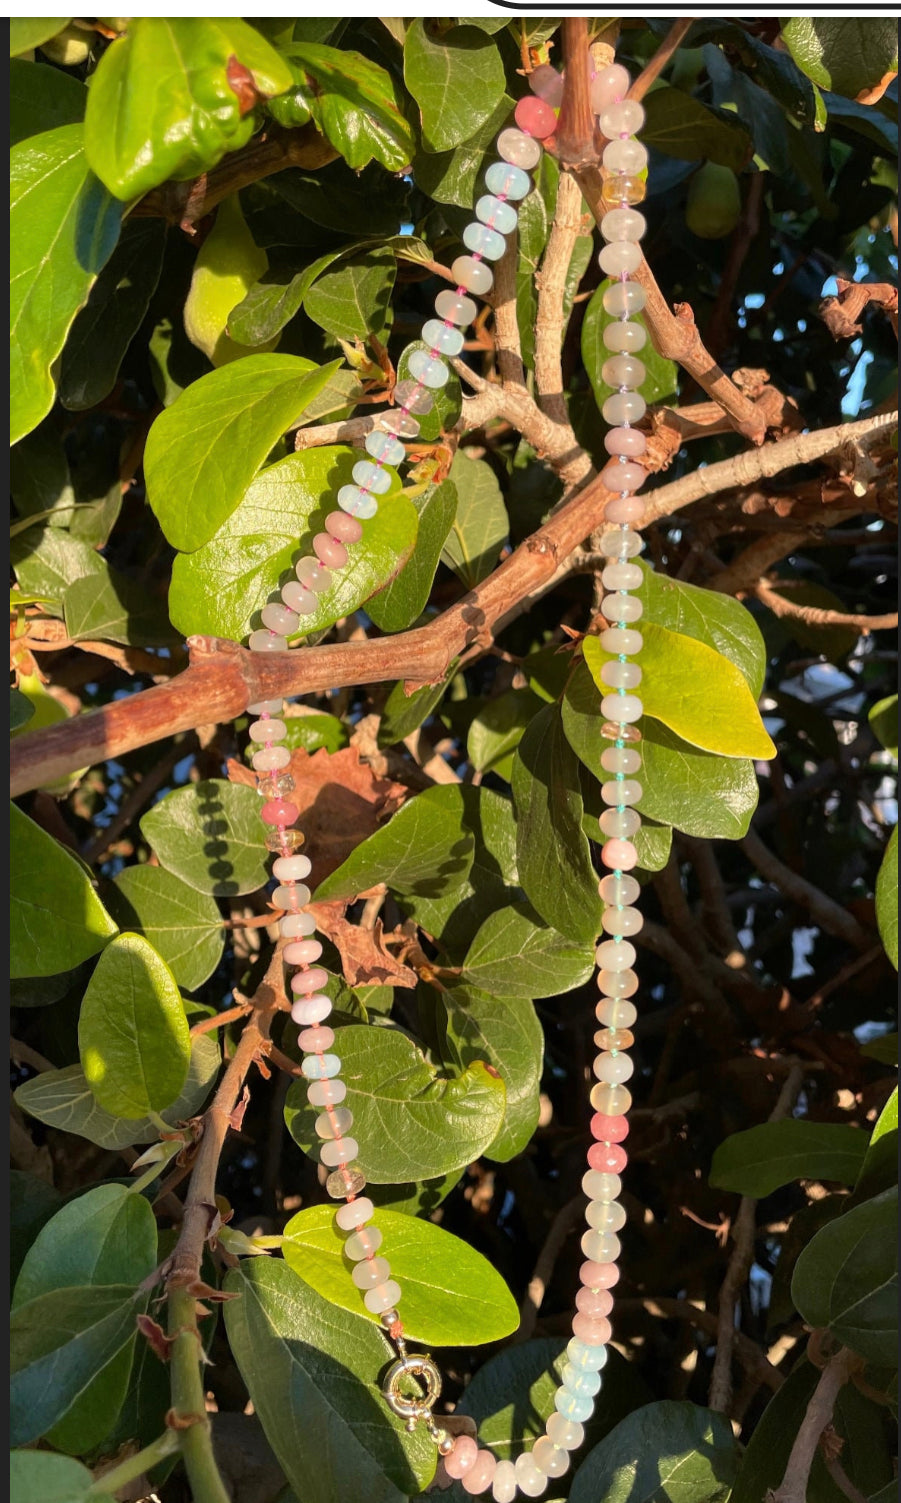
382 1354 443 1430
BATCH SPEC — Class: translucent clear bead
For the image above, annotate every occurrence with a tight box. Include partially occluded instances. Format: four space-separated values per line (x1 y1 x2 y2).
351 460 392 495
476 193 518 235
583 1169 622 1201
484 161 531 201
435 289 477 326
599 694 643 724
603 320 647 354
393 380 434 414
326 1166 365 1198
316 1107 353 1140
601 355 646 390
365 1280 403 1315
320 1136 360 1166
602 563 643 592
365 429 405 465
603 136 648 174
261 604 298 635
352 1255 391 1288
335 1195 372 1229
407 349 449 388
528 64 564 107
600 660 642 690
599 99 646 137
343 1226 383 1261
605 172 647 206
598 239 642 278
463 221 506 261
532 1436 569 1478
514 1451 549 1497
599 807 640 838
547 1413 584 1449
337 484 379 518
422 319 464 356
603 592 643 623
586 1199 627 1232
600 527 643 557
581 1229 621 1263
603 281 646 317
248 630 286 652
261 780 297 808
600 207 646 242
601 720 642 742
452 254 493 295
496 125 542 169
602 391 647 425
599 873 640 906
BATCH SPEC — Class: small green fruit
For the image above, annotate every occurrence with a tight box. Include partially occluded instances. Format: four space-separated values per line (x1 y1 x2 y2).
685 162 742 240
39 24 91 66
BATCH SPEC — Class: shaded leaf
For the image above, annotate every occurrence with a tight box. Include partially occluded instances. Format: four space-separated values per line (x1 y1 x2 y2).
642 85 753 171
462 902 595 999
58 219 166 408
875 827 898 969
305 246 396 341
107 865 225 992
568 1400 738 1503
441 450 509 588
140 779 270 897
442 984 544 1160
710 1120 869 1198
10 803 117 978
10 56 84 145
367 480 458 632
781 18 898 103
792 1188 898 1365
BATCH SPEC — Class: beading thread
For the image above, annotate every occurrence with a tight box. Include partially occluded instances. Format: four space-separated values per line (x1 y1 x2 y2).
240 56 651 1503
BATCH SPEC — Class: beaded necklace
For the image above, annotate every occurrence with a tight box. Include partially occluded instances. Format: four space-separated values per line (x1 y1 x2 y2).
242 56 650 1503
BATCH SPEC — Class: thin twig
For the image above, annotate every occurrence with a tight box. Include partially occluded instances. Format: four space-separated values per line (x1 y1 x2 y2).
517 1194 587 1342
769 1347 863 1503
741 829 873 954
754 577 898 634
627 19 695 104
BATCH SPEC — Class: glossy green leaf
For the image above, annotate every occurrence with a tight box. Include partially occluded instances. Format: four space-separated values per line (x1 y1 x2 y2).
582 290 677 410
367 480 458 632
404 20 506 153
228 251 344 346
512 702 603 943
84 18 293 200
78 933 191 1119
304 247 396 341
10 18 72 55
413 93 513 207
781 18 898 102
10 803 117 978
279 43 416 172
642 85 753 171
57 219 166 410
569 1400 739 1503
10 124 124 444
583 624 776 759
792 1188 898 1365
396 339 462 442
285 1024 506 1181
283 1204 519 1344
63 560 180 648
10 56 84 145
281 713 349 754
378 670 455 746
462 902 595 999
14 1034 220 1150
441 450 509 588
10 1451 94 1503
144 354 340 551
869 695 898 758
853 1088 898 1204
637 564 767 697
10 1285 145 1447
710 1120 869 1197
223 1260 436 1503
314 783 475 903
106 866 225 991
875 827 898 969
442 985 544 1160
467 688 543 776
140 779 270 897
168 448 417 640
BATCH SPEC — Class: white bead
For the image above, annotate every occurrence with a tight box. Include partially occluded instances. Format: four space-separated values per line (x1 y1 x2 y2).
600 206 646 242
600 627 643 655
593 1052 634 1084
514 1452 548 1497
497 126 541 169
320 1136 359 1167
596 998 637 1029
315 1107 353 1139
598 239 642 277
603 137 648 174
248 630 286 652
602 905 643 936
249 718 287 742
599 694 643 724
546 1413 584 1450
253 746 290 771
586 1198 627 1232
599 807 641 838
343 1227 383 1261
601 563 644 591
272 854 312 881
581 1229 621 1263
452 254 493 295
532 1437 569 1478
364 1279 402 1314
335 1197 373 1230
492 1460 518 1502
602 593 643 623
280 912 317 938
583 1170 621 1201
599 528 643 557
352 1256 391 1289
599 99 646 137
596 938 637 970
603 320 647 353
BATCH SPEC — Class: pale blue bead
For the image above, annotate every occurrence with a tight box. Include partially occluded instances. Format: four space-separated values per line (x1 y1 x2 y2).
352 460 392 495
554 1386 595 1423
561 1364 602 1397
301 1053 342 1080
422 319 464 357
567 1338 609 1372
476 193 517 235
485 161 531 200
407 349 449 389
337 485 378 520
462 221 507 261
365 430 405 465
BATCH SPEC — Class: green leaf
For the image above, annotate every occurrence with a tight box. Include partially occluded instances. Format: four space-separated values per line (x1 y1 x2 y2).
144 354 340 551
15 1034 220 1150
396 339 462 442
83 18 293 200
442 985 544 1160
467 688 544 776
780 19 898 102
305 247 396 342
462 901 595 999
400 787 521 955
366 480 458 632
278 43 416 171
106 866 225 992
413 93 514 207
792 1188 898 1365
583 624 776 759
314 783 475 903
10 1451 94 1503
379 671 455 746
582 289 678 410
569 1400 739 1503
139 778 269 897
10 689 35 731
441 450 509 588
10 1285 145 1448
869 695 898 758
228 251 344 346
281 713 349 754
10 124 124 444
637 564 767 697
78 933 192 1119
283 1204 519 1344
875 827 898 969
57 219 167 410
168 447 417 640
223 1260 436 1503
10 56 84 145
861 1034 898 1065
512 702 603 943
63 562 180 648
404 20 506 153
10 803 117 978
710 1120 870 1198
10 18 72 56
853 1088 898 1204
285 1024 506 1181
642 85 753 171
732 1360 858 1503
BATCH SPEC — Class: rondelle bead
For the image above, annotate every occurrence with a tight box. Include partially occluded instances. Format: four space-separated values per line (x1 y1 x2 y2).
283 937 321 964
335 1197 373 1230
281 581 318 615
587 1140 628 1173
600 206 646 242
352 1255 390 1288
496 125 542 169
599 807 641 839
364 430 405 466
249 718 287 742
595 1025 635 1052
600 527 643 557
591 62 631 112
393 380 434 414
248 629 286 653
582 1169 622 1201
599 99 646 137
485 161 531 200
605 171 647 206
253 746 291 772
296 556 332 592
273 854 312 881
261 604 298 635
364 1280 403 1315
600 838 639 871
321 1135 360 1167
326 1166 366 1198
316 1106 353 1139
461 1450 497 1496
600 776 642 806
515 94 557 140
291 965 327 994
586 1198 627 1233
589 1082 632 1116
578 1259 620 1291
528 64 564 107
602 588 644 620
445 1436 479 1480
407 349 450 388
352 459 393 494
553 1386 594 1424
343 1226 383 1262
301 1053 341 1080
580 1231 622 1266
307 1077 345 1107
422 318 464 356
599 692 643 724
602 354 646 390
600 658 642 688
435 289 477 326
532 1436 570 1478
273 882 311 909
561 1355 602 1391
375 408 420 441
463 221 507 261
599 872 640 906
593 1052 634 1086
514 1451 549 1497
597 969 639 1001
298 1025 334 1054
326 510 364 544
603 280 647 317
600 461 647 497
602 905 643 936
247 697 283 715
572 1311 614 1346
603 136 648 174
476 193 518 235
600 627 643 655
598 238 642 278
492 1459 518 1503
603 319 647 354
601 720 642 743
260 787 296 817
313 533 348 570
280 910 316 939
452 253 494 295
337 484 379 518
547 1413 585 1449
601 562 644 591
602 391 647 426
567 1336 609 1370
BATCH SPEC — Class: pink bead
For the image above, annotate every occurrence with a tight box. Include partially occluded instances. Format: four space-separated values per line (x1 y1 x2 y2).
260 800 299 827
605 427 647 457
600 460 646 493
590 63 631 113
326 510 363 544
529 63 564 107
604 496 647 523
580 1259 621 1290
461 1450 498 1495
576 1285 614 1317
290 966 328 995
601 839 638 871
572 1313 613 1345
313 532 348 569
298 1025 335 1052
445 1435 479 1480
588 1141 628 1174
283 940 322 966
514 94 557 140
590 1113 630 1143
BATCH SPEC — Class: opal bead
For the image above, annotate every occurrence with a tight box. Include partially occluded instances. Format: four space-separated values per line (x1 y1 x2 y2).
445 1436 479 1479
602 354 646 389
603 320 647 354
273 882 310 908
572 1311 614 1345
476 193 517 235
352 460 393 494
274 854 312 882
407 349 449 388
313 533 348 570
582 1171 622 1201
601 461 646 496
435 289 477 326
365 430 405 465
261 604 298 635
566 1337 609 1370
352 1256 390 1288
600 206 646 242
603 391 647 426
602 562 644 591
600 527 643 556
561 1360 602 1394
307 1077 346 1106
591 63 631 112
588 1140 628 1173
281 581 318 615
603 590 644 622
598 239 642 278
491 1460 517 1502
247 697 283 715
554 1386 594 1423
602 905 643 937
335 1197 373 1230
291 964 327 992
586 1199 627 1232
532 1437 569 1477
597 938 637 972
547 1413 584 1448
376 409 420 439
422 319 464 356
599 873 640 906
590 1082 632 1115
248 629 286 652
316 1107 353 1140
343 1226 383 1261
255 749 290 775
393 380 434 414
515 94 556 140
599 99 646 137
326 1166 365 1199
261 798 298 827
284 941 322 968
513 1452 549 1497
528 64 564 108
599 693 643 724
453 254 493 295
594 1052 634 1086
603 137 648 174
590 1114 629 1144
599 808 641 838
301 1054 341 1081
601 659 642 688
293 991 331 1022
463 221 507 261
597 968 639 999
580 1232 621 1267
496 125 542 169
601 627 643 654
461 1450 497 1495
601 776 644 809
604 281 647 317
250 718 287 742
596 1027 635 1052
281 912 317 938
600 838 639 871
337 484 378 519
484 161 531 200
321 1136 360 1167
365 1279 403 1314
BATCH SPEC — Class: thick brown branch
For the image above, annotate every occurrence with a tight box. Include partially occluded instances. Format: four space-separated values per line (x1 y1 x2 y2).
741 830 873 954
754 578 898 634
628 19 695 103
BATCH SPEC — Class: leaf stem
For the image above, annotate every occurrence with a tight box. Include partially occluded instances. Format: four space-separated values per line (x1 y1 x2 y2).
85 1429 180 1496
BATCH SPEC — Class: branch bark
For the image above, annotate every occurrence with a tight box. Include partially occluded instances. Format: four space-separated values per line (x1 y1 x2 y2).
741 828 873 954
769 1346 863 1503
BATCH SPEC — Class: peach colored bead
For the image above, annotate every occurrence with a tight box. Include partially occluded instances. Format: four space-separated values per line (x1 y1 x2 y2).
283 940 322 966
575 1286 614 1317
572 1313 613 1345
601 838 638 871
325 510 363 543
580 1259 621 1289
462 1450 498 1494
600 460 646 493
298 1025 335 1052
313 532 348 569
605 496 647 523
604 427 647 457
445 1435 479 1480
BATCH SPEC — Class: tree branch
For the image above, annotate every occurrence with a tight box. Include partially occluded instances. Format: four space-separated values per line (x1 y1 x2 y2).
628 19 695 103
769 1346 863 1503
754 578 898 634
741 829 873 954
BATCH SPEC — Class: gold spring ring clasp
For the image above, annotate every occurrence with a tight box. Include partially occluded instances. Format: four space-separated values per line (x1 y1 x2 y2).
382 1354 443 1430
